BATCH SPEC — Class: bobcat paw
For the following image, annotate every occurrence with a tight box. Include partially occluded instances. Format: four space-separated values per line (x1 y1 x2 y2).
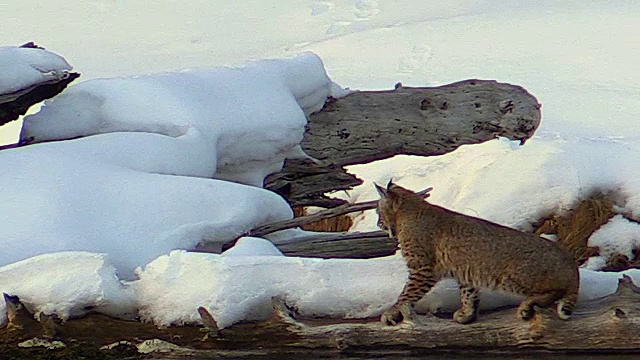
453 309 477 324
380 303 412 326
517 306 535 321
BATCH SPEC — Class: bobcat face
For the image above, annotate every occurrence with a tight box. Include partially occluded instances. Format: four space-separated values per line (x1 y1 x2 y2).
376 205 392 236
375 183 395 237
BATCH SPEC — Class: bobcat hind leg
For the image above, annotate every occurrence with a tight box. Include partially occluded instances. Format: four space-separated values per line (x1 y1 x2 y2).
556 292 577 320
517 291 563 321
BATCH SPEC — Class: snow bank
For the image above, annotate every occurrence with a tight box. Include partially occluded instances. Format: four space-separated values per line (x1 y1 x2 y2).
0 46 72 95
0 252 134 326
132 238 406 328
0 137 293 279
0 53 351 279
20 52 336 186
132 238 640 329
340 136 640 234
588 215 640 265
1 240 637 330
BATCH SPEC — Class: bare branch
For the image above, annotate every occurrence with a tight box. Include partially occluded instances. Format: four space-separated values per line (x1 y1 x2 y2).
250 187 432 237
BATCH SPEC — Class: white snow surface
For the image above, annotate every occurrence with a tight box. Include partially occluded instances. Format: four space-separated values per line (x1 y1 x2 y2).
2 242 640 329
132 239 640 329
0 137 293 279
0 46 72 95
587 215 640 269
132 245 403 328
1 1 640 329
21 53 334 186
0 252 135 327
340 136 640 234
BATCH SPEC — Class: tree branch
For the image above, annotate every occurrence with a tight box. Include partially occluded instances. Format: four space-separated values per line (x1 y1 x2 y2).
249 187 432 238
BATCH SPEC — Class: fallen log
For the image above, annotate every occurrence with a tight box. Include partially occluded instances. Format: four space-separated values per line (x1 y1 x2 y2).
0 43 80 128
276 230 396 259
2 276 639 359
266 79 541 207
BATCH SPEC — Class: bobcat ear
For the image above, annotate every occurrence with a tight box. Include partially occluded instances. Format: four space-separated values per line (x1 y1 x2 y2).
386 178 393 190
374 182 388 198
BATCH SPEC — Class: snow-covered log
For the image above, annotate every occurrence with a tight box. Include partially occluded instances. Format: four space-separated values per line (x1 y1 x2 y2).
1 276 639 358
266 79 541 207
0 43 79 128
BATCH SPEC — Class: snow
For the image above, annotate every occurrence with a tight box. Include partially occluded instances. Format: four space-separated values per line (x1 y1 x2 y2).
0 46 72 95
587 215 640 268
0 136 294 280
340 136 640 233
0 252 134 327
221 237 284 257
20 53 334 186
131 245 395 328
1 0 640 330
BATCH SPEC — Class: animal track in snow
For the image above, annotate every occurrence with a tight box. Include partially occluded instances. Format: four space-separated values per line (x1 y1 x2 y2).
353 0 379 20
310 1 334 16
396 44 433 76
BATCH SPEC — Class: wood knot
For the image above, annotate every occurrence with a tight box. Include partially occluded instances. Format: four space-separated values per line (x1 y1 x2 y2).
614 308 626 318
499 99 514 114
420 98 430 110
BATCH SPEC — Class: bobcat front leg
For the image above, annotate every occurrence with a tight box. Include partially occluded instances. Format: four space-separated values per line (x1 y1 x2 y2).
381 264 436 325
453 285 479 324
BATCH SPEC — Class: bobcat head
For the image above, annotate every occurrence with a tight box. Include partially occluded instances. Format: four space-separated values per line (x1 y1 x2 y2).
374 180 399 237
374 181 433 238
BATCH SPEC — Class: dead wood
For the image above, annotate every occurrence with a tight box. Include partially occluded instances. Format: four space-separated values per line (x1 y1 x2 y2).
535 192 618 265
2 276 639 359
276 230 396 259
0 43 80 129
292 206 354 232
249 186 432 238
266 79 541 207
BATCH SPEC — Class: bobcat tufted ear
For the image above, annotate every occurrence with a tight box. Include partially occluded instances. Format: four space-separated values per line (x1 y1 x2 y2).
374 182 388 198
386 178 394 190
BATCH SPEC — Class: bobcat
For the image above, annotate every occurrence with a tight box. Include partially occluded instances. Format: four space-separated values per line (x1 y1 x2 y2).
375 181 579 325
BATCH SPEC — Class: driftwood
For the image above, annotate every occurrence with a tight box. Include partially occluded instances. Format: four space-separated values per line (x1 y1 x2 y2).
0 43 80 128
250 187 432 238
2 276 639 359
266 79 541 207
276 230 396 259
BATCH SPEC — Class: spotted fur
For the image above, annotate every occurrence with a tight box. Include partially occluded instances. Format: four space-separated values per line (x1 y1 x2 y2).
375 182 579 325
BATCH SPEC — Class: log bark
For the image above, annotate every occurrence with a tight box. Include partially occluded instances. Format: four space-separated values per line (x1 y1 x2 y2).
276 230 396 259
2 276 639 359
0 43 80 129
266 79 541 207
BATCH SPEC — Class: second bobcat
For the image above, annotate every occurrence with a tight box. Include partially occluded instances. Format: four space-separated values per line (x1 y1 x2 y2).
375 181 579 325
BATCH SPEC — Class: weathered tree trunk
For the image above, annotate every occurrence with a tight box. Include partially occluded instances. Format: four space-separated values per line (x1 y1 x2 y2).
276 230 396 259
0 43 80 129
266 79 541 207
2 276 639 359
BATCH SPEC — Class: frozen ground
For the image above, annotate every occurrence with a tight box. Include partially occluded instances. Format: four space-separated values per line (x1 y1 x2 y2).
1 1 639 328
